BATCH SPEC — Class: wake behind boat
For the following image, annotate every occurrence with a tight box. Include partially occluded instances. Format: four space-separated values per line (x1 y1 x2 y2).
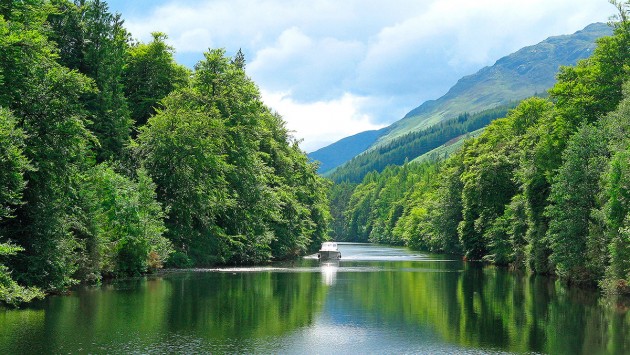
318 242 341 260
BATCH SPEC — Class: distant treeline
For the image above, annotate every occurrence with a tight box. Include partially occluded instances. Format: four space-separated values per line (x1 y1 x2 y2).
332 4 630 294
328 105 515 183
0 0 329 305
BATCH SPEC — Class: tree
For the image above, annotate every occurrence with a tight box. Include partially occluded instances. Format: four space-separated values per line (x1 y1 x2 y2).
0 243 44 306
599 80 630 294
138 49 329 265
0 1 96 291
78 164 172 278
0 108 28 222
601 150 630 293
427 157 464 253
510 98 555 272
545 124 608 284
48 0 132 161
123 32 190 129
232 48 246 69
0 107 40 306
328 182 357 241
137 89 231 266
458 120 518 260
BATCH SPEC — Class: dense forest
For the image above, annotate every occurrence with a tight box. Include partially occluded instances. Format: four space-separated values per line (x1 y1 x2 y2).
0 0 329 305
327 105 515 183
333 3 630 294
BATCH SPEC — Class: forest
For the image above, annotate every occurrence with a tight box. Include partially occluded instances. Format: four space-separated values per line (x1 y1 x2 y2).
332 3 630 294
327 105 515 183
0 0 329 305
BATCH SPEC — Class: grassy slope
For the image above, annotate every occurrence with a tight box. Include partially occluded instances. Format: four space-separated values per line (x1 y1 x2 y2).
375 23 611 147
309 128 387 174
315 23 611 180
411 128 485 164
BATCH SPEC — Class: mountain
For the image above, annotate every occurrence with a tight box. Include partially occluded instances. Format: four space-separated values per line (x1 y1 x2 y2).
309 128 387 173
310 23 612 180
411 128 485 165
381 22 611 145
325 104 514 182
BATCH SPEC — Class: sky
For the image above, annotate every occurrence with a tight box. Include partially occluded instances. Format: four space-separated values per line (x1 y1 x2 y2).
105 0 615 152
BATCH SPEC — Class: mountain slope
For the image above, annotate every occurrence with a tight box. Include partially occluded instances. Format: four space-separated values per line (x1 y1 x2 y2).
381 22 611 145
311 23 612 177
309 128 387 173
326 104 514 182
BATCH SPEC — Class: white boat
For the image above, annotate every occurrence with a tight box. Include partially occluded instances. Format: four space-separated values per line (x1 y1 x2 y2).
317 242 341 260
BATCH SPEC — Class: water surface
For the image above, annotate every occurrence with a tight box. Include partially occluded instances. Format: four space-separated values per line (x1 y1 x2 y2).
1 243 628 354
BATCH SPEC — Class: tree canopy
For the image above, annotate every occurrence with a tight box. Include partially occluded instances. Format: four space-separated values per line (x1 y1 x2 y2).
0 0 329 305
335 6 630 293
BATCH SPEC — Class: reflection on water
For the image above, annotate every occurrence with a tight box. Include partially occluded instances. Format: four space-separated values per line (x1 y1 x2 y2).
320 261 339 286
0 243 628 354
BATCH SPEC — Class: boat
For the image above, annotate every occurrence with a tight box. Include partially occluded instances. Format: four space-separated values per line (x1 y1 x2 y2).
317 242 341 260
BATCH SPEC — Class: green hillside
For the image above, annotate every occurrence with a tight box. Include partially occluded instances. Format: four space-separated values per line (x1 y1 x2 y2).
410 128 485 164
309 128 387 173
380 22 612 145
327 105 513 183
314 23 612 179
333 12 630 291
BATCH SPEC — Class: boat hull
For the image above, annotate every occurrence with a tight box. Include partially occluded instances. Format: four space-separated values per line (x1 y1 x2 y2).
318 250 341 260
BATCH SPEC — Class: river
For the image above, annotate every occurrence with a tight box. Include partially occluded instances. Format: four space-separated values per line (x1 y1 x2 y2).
1 243 628 354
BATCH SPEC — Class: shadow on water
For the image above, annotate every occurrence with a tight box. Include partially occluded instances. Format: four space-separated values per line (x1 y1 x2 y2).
0 243 628 354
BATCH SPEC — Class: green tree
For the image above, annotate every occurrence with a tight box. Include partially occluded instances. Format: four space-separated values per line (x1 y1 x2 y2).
48 0 132 161
0 243 44 306
232 48 246 69
546 124 608 284
0 2 96 291
599 80 630 293
458 120 518 260
425 157 464 253
0 107 40 306
137 89 230 266
328 182 357 241
601 150 630 293
507 98 555 272
0 108 28 222
78 164 171 278
138 49 329 265
123 32 190 129
199 49 277 262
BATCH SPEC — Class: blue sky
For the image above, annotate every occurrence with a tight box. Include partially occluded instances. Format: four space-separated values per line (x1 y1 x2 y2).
105 0 615 151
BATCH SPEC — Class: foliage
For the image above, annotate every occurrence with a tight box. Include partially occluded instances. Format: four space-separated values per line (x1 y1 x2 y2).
342 162 438 244
336 9 630 292
0 0 329 303
0 243 44 306
48 0 132 162
0 2 96 290
138 49 329 265
0 108 28 222
545 124 608 284
599 80 630 294
77 164 172 279
329 106 512 183
123 32 190 129
328 182 357 241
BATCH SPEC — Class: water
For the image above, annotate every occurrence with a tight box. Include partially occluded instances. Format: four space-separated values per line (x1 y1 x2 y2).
1 243 628 354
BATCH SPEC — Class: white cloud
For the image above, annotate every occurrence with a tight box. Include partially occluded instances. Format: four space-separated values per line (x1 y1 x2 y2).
261 90 385 152
354 0 613 100
111 0 616 150
248 28 365 101
177 28 213 52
